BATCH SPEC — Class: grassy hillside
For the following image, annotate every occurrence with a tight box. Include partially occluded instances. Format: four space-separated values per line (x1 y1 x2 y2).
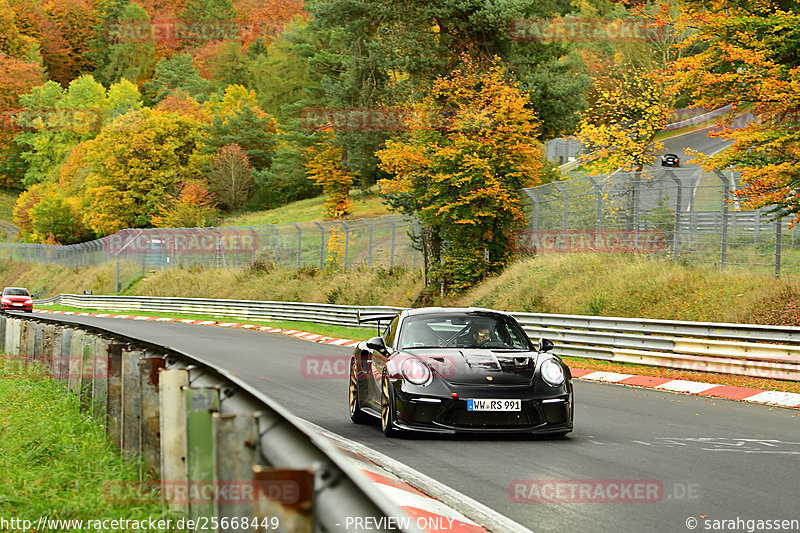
3 253 799 325
221 189 392 226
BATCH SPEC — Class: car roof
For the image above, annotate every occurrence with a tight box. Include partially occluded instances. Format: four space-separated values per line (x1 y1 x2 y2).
3 287 29 292
664 153 679 157
401 306 513 318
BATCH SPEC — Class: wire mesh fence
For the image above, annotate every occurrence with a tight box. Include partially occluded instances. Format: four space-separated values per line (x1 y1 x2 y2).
0 215 421 272
1 167 798 277
519 167 800 275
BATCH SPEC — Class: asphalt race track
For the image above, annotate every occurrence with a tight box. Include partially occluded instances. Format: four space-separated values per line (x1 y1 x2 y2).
25 313 800 533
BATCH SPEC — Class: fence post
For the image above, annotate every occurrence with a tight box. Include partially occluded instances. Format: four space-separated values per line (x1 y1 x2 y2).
586 177 603 240
631 172 640 251
775 215 783 278
248 226 258 264
341 220 350 269
523 188 539 231
754 207 761 244
554 182 568 251
270 223 279 266
385 216 397 268
668 172 682 260
362 218 373 267
718 172 730 270
314 221 325 270
292 222 302 268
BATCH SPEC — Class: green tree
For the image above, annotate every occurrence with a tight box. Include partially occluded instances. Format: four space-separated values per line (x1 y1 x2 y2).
95 2 156 86
144 54 213 104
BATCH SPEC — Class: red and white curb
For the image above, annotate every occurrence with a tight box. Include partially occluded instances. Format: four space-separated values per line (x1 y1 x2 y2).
304 422 533 533
34 309 800 410
33 309 362 348
570 369 800 409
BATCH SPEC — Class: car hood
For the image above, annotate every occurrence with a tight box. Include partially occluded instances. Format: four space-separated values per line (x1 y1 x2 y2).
406 348 538 385
2 296 30 301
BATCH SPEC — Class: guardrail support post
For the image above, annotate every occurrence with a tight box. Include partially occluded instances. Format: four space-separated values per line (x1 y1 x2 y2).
68 330 86 395
57 328 72 385
0 315 6 354
41 324 55 373
213 413 259 530
122 347 145 460
33 323 44 360
107 343 124 444
184 386 220 523
160 366 189 513
80 334 98 410
140 355 165 477
92 337 110 422
253 467 314 533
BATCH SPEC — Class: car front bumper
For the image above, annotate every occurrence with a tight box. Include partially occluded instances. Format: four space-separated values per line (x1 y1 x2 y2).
392 383 573 434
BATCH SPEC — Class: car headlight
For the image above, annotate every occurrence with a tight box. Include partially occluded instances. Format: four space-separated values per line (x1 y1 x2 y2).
401 359 432 385
540 359 565 386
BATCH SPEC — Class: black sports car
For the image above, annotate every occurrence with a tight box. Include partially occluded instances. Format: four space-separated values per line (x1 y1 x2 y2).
348 307 573 437
660 153 680 167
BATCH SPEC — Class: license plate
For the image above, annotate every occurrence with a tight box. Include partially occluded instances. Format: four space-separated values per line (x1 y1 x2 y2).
467 399 521 411
11 303 22 306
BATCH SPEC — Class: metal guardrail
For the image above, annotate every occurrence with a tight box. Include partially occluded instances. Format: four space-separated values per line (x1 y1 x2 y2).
35 294 800 381
1 312 422 533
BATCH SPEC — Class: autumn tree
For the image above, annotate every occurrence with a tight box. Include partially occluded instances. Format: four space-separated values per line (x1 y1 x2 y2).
74 107 207 235
207 142 254 211
0 54 44 187
377 59 544 293
670 0 800 224
305 136 355 219
151 180 219 227
577 68 671 172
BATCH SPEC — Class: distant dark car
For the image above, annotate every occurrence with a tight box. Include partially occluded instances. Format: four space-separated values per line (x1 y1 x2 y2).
1 287 33 313
349 307 573 437
661 153 680 167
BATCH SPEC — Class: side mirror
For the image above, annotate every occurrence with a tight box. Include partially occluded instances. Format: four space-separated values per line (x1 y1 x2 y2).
538 338 554 353
366 336 388 354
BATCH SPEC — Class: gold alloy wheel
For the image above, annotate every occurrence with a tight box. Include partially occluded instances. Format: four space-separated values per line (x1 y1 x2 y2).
349 360 358 417
381 375 390 432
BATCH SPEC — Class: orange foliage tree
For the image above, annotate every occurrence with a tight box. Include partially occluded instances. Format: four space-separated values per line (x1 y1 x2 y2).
305 135 356 219
377 58 544 293
151 180 218 228
670 0 800 224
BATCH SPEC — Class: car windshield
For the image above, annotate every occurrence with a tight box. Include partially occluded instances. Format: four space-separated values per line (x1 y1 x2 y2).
3 288 29 296
398 313 532 350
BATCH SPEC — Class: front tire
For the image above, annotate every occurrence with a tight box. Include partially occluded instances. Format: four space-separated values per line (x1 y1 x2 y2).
349 359 371 424
380 373 401 437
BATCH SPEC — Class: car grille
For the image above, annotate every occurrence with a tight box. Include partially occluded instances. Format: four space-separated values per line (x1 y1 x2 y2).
439 403 540 428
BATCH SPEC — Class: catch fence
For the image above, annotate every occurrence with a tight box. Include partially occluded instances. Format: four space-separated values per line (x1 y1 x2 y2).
2 167 798 276
519 167 800 276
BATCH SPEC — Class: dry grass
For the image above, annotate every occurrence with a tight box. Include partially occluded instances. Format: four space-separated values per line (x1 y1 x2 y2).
0 260 141 298
221 190 392 227
135 264 425 306
455 253 800 324
0 188 18 222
